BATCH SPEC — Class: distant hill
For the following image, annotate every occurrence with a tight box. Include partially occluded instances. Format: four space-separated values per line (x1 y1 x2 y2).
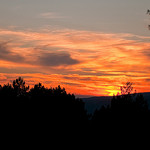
82 92 150 114
82 96 112 114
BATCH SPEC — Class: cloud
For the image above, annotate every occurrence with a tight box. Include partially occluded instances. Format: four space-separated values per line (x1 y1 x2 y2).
0 67 40 74
0 42 79 67
39 12 65 19
0 42 25 63
36 52 79 66
141 49 150 57
0 28 150 96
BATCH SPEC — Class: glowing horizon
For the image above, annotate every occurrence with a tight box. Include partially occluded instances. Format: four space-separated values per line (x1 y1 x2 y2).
0 28 150 97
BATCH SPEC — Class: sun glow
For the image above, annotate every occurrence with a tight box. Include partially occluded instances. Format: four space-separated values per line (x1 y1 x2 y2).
107 90 120 96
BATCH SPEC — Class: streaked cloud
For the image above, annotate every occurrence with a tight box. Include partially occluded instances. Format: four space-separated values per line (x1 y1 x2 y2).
0 42 25 63
0 41 79 67
39 12 65 19
0 27 150 96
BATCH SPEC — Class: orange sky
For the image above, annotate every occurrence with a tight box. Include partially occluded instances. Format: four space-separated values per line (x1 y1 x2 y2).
0 28 150 97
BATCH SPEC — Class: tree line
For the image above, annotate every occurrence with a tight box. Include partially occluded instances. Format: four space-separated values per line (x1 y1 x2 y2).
1 77 150 135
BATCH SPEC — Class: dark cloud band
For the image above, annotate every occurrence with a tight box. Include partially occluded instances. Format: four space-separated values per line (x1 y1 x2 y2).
37 52 79 66
0 42 79 67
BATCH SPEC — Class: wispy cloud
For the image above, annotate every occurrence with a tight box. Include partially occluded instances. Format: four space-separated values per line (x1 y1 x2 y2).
39 12 66 19
0 42 25 63
0 28 150 96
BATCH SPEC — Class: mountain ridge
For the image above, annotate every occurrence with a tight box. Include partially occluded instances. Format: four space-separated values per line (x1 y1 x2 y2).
82 92 150 114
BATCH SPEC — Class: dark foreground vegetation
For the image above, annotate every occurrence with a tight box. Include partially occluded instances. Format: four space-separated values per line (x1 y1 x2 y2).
1 78 150 139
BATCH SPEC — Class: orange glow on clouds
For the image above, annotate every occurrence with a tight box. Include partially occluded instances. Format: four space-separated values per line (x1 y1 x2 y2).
0 28 150 97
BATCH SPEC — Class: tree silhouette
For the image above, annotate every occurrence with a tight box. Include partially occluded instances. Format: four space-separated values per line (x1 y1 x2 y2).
146 9 150 30
29 82 89 129
0 83 14 104
1 78 150 136
91 82 149 131
13 77 29 97
0 78 91 138
111 82 148 113
120 82 134 95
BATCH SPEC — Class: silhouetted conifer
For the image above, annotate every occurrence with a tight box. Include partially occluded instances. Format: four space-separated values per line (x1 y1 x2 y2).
0 77 89 135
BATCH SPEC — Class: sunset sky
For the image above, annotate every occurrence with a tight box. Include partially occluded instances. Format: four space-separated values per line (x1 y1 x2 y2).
0 0 150 97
